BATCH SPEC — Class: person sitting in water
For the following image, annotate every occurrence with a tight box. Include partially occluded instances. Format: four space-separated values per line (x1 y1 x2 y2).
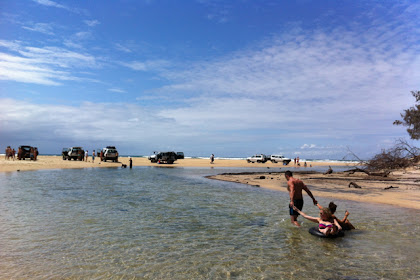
293 206 342 236
317 202 355 230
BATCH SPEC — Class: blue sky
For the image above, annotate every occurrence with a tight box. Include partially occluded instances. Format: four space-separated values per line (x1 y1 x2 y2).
1 0 419 159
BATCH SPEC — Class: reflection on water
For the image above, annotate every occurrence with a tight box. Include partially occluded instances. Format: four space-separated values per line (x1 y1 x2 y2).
0 167 419 279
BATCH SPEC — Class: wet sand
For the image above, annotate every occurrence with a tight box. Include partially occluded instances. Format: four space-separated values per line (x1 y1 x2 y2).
2 156 418 210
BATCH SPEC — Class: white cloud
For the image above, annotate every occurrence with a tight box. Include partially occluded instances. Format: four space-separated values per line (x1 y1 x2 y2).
0 98 199 154
115 43 132 53
199 1 231 23
121 59 170 72
301 144 316 149
22 22 54 35
84 20 100 27
293 144 347 159
150 7 419 144
32 0 85 14
108 88 126 93
33 0 67 9
74 31 92 40
0 52 69 85
0 40 98 85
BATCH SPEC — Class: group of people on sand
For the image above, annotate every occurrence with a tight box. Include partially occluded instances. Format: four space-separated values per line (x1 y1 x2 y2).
285 170 355 236
4 146 16 160
84 150 100 163
293 157 311 167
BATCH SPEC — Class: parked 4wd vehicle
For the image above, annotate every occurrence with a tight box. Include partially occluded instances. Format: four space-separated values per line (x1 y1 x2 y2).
18 145 32 160
176 152 184 159
246 154 267 163
148 151 158 163
148 151 177 164
102 146 118 162
270 155 292 165
62 148 69 160
64 147 84 161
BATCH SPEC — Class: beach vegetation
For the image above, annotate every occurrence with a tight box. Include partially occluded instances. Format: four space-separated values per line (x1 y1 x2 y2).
364 139 419 173
347 139 420 176
394 90 420 140
345 90 420 176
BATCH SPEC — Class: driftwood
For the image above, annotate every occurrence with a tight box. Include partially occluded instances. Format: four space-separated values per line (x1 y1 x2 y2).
346 168 367 174
348 182 362 188
345 140 420 177
324 166 333 175
384 186 399 190
345 168 390 177
366 171 391 177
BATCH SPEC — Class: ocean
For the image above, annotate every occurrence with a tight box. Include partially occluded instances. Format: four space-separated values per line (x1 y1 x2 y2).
0 167 418 279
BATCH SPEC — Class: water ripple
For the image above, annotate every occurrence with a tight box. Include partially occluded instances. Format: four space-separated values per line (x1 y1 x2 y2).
0 167 419 279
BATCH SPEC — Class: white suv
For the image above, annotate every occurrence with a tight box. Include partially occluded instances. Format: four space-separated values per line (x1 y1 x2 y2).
270 155 291 165
246 154 267 163
102 146 118 162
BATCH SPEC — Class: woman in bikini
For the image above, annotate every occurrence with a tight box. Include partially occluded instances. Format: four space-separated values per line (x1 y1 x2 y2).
293 206 342 236
317 202 355 230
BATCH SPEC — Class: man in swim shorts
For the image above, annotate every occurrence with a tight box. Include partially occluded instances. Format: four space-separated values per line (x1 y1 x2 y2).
285 170 317 227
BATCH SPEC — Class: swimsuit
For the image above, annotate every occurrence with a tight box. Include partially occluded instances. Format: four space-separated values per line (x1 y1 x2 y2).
319 223 333 229
289 199 303 216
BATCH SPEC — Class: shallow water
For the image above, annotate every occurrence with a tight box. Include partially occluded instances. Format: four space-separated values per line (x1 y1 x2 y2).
0 167 419 279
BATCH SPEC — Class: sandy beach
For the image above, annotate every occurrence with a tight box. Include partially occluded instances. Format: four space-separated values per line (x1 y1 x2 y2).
0 155 346 172
1 156 419 210
208 169 420 210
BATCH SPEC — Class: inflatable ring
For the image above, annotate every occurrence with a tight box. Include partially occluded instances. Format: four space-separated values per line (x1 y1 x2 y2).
309 227 345 238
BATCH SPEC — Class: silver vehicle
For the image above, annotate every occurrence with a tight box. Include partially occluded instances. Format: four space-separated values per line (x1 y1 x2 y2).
148 151 158 163
246 154 267 163
102 146 118 162
270 155 291 165
64 147 84 161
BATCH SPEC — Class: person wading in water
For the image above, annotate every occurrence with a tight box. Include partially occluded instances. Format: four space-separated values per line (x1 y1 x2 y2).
285 170 317 227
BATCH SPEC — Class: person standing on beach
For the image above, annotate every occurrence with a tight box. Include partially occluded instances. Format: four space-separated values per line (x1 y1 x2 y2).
92 150 95 163
85 150 88 162
285 170 317 227
210 154 214 164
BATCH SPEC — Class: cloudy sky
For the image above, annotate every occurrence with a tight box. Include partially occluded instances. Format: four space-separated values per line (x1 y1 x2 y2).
1 0 419 159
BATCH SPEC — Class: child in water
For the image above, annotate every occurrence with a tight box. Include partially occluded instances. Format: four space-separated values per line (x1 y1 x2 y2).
293 206 342 236
317 202 355 230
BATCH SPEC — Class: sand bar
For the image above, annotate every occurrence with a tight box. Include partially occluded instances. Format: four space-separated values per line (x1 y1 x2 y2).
208 170 420 210
1 156 418 210
0 155 347 172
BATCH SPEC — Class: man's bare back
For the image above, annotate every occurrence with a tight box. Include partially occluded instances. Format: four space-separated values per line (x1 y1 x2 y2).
287 177 307 200
284 170 317 226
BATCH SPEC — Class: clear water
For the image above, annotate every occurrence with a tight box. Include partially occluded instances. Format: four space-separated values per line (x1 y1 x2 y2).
0 167 419 279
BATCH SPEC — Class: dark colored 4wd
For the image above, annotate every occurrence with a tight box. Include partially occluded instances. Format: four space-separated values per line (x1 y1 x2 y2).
176 152 185 159
62 148 69 159
18 145 32 160
149 151 178 164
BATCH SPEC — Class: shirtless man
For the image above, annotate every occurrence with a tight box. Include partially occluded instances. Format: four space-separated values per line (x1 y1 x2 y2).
285 170 317 227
